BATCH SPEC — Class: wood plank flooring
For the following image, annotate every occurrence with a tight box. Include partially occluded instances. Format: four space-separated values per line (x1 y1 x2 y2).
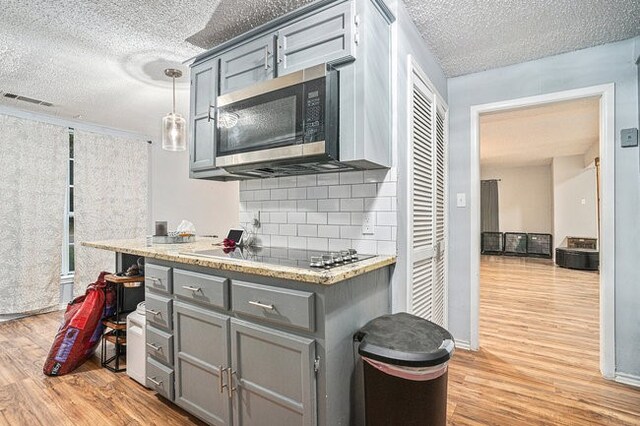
447 256 640 425
0 257 638 425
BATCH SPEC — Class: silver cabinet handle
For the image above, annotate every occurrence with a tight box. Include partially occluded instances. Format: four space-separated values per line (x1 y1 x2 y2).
264 45 270 70
276 37 283 64
146 309 160 316
147 377 162 387
227 368 237 399
219 366 228 394
146 342 161 351
147 276 160 282
207 105 215 122
182 285 201 293
248 300 274 310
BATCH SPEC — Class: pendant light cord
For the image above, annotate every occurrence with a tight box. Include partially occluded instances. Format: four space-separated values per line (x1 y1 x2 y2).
172 75 176 114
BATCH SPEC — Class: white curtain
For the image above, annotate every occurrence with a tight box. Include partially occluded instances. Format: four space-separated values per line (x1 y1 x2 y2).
74 130 149 295
0 115 68 315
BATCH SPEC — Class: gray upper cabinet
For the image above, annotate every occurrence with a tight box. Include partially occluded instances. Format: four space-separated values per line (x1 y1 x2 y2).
189 59 217 171
277 1 355 75
174 301 232 426
230 319 316 426
219 34 275 95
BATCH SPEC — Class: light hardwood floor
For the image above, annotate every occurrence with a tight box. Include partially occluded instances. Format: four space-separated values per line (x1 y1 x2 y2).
1 257 639 425
447 255 640 425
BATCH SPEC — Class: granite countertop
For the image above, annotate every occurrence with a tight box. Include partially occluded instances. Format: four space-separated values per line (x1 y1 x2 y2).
81 237 396 285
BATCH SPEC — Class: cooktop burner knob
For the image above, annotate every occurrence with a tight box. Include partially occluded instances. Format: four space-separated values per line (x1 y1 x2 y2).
348 248 358 259
331 252 344 263
322 255 334 267
340 250 352 261
310 256 324 268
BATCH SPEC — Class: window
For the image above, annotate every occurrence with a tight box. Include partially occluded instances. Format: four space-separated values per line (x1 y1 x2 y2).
62 129 74 276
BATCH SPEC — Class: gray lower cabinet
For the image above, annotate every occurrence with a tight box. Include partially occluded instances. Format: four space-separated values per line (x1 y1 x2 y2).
230 319 316 426
219 34 275 95
174 301 232 426
277 1 355 75
190 58 217 171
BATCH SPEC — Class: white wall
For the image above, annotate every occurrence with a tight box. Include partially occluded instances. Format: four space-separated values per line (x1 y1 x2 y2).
447 36 640 376
552 155 598 248
481 165 553 234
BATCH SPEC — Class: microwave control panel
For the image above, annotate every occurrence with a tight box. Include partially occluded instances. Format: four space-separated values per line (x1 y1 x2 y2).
303 78 325 143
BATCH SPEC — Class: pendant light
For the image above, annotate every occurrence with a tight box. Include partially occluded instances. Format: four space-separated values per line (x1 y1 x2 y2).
162 68 187 151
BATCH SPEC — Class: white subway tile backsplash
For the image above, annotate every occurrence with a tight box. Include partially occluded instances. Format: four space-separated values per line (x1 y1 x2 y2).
377 211 397 226
329 185 351 199
271 188 288 200
317 173 340 186
328 212 351 225
246 180 262 190
340 171 364 185
351 183 376 198
307 212 327 224
271 235 288 247
279 200 296 210
270 212 288 223
318 199 340 212
307 186 328 199
297 224 317 237
287 187 307 200
307 237 328 251
288 236 307 249
340 198 364 212
287 212 306 224
318 225 340 238
280 224 297 236
278 176 297 188
239 168 398 254
296 175 317 187
262 178 279 189
377 182 397 197
297 200 318 211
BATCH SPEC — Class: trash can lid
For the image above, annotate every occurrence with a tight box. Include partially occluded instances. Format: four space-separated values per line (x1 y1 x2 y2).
356 313 454 367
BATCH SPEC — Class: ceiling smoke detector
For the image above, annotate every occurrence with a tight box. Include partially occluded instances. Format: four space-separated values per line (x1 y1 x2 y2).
2 92 54 107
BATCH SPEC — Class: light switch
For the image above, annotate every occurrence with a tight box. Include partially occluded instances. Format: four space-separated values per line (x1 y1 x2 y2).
456 193 466 208
621 128 638 148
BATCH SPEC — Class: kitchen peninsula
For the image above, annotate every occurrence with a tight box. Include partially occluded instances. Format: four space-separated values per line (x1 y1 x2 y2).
83 238 395 426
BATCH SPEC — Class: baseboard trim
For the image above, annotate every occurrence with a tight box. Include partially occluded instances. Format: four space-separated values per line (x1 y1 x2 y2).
615 373 640 388
455 340 471 350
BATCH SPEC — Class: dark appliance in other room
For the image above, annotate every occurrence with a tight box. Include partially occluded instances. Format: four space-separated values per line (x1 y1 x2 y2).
481 232 504 254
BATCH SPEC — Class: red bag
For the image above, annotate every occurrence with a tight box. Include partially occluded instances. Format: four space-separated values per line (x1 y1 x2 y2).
43 272 115 376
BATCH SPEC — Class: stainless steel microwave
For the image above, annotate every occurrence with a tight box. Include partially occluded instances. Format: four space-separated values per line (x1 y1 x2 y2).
214 63 341 176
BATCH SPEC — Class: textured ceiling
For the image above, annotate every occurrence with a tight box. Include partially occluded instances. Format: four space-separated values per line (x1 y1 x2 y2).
404 0 640 76
480 97 600 168
0 0 637 138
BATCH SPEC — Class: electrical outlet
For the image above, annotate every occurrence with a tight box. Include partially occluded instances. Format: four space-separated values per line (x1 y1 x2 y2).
362 213 375 235
456 193 466 208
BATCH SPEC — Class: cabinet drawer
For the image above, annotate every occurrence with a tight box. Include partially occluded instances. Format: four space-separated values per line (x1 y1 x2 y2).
146 292 173 331
146 325 174 366
146 357 174 401
232 281 315 332
174 269 229 310
145 263 172 294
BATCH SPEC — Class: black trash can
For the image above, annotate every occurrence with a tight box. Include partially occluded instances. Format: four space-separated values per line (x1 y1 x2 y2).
355 313 455 426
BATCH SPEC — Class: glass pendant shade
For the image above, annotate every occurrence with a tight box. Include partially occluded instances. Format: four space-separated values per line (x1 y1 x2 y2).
162 112 186 151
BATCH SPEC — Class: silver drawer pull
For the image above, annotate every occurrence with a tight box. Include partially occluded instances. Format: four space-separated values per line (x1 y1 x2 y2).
182 285 201 293
147 276 160 282
146 309 161 316
248 300 274 310
227 368 237 399
147 376 163 387
146 342 161 351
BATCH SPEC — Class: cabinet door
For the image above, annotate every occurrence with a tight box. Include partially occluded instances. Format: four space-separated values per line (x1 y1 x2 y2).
190 59 217 171
219 34 275 95
174 301 232 426
277 1 355 76
230 319 316 426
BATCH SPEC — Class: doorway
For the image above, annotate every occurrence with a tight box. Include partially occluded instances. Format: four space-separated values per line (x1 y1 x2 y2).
468 84 615 378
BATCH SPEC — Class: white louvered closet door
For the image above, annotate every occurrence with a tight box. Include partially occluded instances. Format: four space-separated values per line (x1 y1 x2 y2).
409 69 448 328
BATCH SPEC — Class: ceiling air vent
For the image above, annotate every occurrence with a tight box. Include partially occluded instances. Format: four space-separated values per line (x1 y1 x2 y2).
3 92 54 107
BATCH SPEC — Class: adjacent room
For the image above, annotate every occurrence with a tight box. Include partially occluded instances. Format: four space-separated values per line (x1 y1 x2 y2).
0 0 639 425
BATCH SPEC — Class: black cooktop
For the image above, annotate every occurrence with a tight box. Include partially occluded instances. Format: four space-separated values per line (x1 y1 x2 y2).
187 247 374 270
